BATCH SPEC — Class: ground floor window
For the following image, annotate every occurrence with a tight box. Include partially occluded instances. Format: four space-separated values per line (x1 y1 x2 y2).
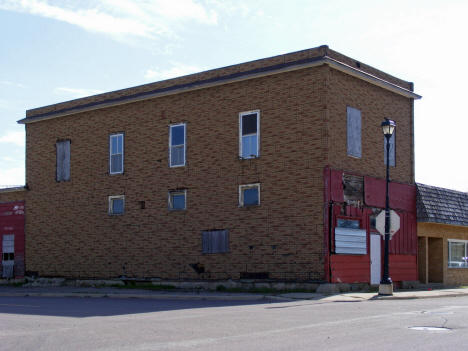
335 217 366 255
448 240 468 268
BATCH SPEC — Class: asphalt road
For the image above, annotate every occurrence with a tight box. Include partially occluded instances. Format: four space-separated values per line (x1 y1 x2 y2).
1 295 467 350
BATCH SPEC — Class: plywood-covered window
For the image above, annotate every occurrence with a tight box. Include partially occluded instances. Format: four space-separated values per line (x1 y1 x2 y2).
56 139 70 181
202 230 229 254
347 107 361 158
384 132 396 167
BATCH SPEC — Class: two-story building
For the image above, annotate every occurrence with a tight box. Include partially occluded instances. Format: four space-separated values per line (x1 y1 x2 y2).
2 45 421 286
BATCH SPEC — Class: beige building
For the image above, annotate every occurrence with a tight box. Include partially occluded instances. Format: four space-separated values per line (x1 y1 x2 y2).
10 45 420 283
417 183 468 286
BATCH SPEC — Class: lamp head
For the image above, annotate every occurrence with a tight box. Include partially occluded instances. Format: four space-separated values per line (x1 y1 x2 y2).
381 118 396 136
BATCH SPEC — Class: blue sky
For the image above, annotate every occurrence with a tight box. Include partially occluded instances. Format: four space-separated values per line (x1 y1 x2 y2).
1 0 467 190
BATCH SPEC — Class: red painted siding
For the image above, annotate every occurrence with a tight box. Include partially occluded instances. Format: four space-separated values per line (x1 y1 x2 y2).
0 201 25 278
389 254 417 282
330 254 370 283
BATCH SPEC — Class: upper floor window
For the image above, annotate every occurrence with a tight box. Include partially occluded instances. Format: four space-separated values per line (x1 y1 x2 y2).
169 123 186 167
347 107 361 158
239 110 260 159
56 139 70 181
109 133 124 174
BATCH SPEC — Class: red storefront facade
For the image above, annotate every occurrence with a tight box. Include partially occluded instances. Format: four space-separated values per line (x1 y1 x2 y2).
324 168 417 286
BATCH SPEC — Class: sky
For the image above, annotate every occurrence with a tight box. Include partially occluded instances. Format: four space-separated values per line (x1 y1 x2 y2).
0 0 467 191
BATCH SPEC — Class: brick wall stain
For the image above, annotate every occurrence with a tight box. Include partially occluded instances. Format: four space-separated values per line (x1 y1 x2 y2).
23 61 414 281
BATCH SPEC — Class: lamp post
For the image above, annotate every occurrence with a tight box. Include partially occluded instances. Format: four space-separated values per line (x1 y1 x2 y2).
379 118 396 296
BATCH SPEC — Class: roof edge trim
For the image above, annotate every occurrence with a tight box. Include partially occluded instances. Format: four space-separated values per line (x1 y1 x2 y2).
19 56 421 124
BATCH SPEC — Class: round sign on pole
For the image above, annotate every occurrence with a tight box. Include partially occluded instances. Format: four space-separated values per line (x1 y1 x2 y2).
375 210 400 237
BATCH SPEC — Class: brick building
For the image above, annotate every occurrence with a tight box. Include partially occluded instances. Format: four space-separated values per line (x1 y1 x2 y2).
9 45 421 284
417 183 468 286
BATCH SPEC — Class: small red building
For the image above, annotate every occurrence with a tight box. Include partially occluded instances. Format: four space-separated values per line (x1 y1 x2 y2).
0 191 26 278
324 168 417 286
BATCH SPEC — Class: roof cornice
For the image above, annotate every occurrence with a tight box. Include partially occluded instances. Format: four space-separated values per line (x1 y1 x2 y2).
18 56 421 125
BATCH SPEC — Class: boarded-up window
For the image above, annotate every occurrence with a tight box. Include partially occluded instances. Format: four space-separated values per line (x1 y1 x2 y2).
202 230 229 254
56 140 70 181
347 107 361 158
335 219 366 255
384 132 396 167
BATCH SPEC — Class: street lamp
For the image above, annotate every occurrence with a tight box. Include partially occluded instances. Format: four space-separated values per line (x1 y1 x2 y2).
379 118 396 296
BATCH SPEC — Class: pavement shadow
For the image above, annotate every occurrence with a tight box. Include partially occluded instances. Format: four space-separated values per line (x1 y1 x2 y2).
0 295 281 318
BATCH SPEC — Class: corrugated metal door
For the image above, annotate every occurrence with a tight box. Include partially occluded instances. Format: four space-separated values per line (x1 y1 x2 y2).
370 234 381 284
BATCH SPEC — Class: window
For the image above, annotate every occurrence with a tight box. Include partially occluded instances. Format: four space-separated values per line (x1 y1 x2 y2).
384 132 396 167
56 139 70 181
109 195 125 215
448 240 468 268
239 184 260 207
109 133 124 174
347 107 361 158
169 123 186 167
202 230 229 254
168 190 186 211
335 218 366 255
239 110 260 159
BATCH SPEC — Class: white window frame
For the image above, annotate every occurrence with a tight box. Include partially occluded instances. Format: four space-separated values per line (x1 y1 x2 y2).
168 190 187 211
109 195 125 215
109 133 124 174
448 239 468 268
239 183 260 207
239 110 260 159
169 123 187 167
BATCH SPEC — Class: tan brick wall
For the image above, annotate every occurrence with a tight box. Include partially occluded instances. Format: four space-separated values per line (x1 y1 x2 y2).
0 190 26 203
327 67 414 184
418 222 468 286
23 51 415 281
25 66 329 280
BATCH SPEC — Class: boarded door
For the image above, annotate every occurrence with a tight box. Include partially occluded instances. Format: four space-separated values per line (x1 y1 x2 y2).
370 234 381 285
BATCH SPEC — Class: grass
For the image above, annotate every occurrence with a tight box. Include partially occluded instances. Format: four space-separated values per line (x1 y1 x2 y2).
10 282 24 287
110 283 176 291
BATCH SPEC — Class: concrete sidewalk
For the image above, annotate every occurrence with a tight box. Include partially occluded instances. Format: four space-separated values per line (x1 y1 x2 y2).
1 284 468 302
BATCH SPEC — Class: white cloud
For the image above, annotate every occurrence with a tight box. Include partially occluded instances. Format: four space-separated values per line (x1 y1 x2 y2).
0 81 26 88
0 167 25 187
0 131 25 146
54 87 104 98
145 62 204 81
0 0 218 42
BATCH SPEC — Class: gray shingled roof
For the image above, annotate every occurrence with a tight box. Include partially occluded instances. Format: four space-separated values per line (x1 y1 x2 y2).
417 183 468 226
